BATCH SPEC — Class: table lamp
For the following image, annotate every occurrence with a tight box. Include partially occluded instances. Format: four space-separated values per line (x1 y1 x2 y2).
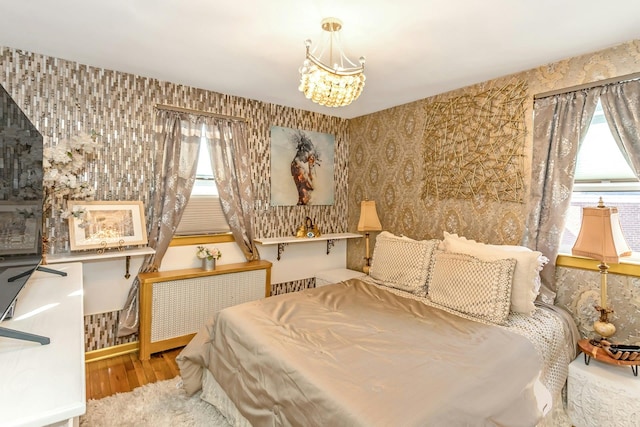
357 200 382 273
571 197 632 341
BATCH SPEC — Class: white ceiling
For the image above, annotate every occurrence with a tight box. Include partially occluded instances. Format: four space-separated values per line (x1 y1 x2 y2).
1 0 639 119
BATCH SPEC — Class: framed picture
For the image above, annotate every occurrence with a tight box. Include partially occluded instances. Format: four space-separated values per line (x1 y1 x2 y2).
0 203 40 255
67 201 148 251
270 126 335 206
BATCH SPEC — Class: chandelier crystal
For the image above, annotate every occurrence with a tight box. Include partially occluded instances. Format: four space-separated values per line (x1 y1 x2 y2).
298 17 366 108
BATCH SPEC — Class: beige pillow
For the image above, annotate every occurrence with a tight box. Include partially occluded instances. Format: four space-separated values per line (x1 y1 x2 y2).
429 252 516 324
368 231 439 295
442 232 548 315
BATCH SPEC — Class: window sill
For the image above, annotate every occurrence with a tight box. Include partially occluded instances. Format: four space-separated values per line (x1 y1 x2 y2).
556 253 640 277
169 233 235 247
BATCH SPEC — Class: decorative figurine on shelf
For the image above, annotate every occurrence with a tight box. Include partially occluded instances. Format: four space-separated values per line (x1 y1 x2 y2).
196 245 222 271
296 216 321 238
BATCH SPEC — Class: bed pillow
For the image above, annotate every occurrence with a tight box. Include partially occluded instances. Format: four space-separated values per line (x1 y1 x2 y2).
429 252 516 324
368 231 439 295
441 232 548 315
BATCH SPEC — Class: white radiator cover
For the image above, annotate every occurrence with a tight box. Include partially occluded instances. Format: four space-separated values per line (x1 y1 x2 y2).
150 269 266 343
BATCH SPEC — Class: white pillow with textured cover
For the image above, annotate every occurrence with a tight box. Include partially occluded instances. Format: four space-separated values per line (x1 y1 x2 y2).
442 232 548 315
368 231 439 295
429 252 516 324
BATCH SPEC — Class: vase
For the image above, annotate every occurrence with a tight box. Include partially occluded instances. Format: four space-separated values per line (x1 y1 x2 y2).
202 258 216 271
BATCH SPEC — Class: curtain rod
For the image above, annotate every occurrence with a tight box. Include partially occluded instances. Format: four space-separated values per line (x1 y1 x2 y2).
534 71 640 100
155 104 246 122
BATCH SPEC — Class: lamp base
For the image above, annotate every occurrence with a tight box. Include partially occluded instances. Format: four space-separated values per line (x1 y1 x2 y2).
594 320 616 339
594 305 616 339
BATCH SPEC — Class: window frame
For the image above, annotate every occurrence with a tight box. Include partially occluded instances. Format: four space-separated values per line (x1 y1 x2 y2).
170 233 235 247
171 127 231 242
558 101 640 269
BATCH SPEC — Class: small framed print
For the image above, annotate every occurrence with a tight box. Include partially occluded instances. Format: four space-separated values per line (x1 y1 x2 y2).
67 201 148 251
0 202 40 255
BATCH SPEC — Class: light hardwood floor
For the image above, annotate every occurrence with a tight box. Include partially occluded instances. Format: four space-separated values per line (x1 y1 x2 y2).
85 347 183 401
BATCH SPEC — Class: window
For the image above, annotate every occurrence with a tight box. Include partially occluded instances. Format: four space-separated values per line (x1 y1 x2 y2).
560 100 640 255
174 133 231 236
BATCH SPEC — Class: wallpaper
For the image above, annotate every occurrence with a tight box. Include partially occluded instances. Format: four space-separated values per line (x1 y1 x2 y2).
0 47 349 350
347 40 640 344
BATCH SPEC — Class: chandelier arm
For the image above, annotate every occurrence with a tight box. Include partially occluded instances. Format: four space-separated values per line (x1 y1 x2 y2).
305 52 364 76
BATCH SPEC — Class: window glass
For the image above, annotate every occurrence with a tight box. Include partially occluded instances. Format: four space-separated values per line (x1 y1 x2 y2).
192 138 218 196
560 101 640 254
175 132 230 236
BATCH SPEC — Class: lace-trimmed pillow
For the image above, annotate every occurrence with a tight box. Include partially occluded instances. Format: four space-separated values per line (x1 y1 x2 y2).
368 231 439 295
429 252 516 325
442 232 548 315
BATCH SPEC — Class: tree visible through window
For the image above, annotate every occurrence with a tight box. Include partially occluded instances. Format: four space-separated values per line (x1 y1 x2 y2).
561 100 640 253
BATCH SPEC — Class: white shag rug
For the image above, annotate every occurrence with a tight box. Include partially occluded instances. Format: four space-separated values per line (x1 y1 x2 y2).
80 376 231 427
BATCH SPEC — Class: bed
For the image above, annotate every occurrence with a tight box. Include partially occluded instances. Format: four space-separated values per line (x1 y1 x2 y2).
177 231 579 426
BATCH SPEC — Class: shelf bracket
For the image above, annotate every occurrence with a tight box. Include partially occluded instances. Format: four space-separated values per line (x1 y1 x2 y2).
125 256 131 279
277 243 288 261
326 239 336 255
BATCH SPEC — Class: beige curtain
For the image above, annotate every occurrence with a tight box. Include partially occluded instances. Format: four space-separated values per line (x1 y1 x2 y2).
118 110 201 336
600 79 640 176
204 118 258 260
522 89 599 303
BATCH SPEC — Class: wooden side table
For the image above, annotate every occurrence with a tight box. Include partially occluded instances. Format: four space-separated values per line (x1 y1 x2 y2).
577 338 639 377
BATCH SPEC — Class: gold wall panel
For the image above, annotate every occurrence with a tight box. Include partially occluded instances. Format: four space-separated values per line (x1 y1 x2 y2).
421 80 527 203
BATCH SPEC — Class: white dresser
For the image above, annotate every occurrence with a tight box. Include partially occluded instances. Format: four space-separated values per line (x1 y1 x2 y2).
568 354 640 427
0 262 85 427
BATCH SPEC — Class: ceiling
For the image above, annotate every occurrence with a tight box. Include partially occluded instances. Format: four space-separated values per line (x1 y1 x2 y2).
1 0 639 119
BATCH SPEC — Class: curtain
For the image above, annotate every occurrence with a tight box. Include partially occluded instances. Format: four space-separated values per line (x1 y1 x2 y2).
118 110 201 336
204 118 258 260
599 79 640 177
522 89 600 303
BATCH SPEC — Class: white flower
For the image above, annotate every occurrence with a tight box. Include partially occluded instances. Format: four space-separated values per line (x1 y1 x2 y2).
43 131 98 205
196 245 222 260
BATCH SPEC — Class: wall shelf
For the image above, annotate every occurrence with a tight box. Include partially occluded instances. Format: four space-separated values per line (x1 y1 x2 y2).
255 233 361 260
45 246 155 279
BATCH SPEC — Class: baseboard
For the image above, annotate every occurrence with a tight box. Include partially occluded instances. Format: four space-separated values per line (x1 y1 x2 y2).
85 341 139 363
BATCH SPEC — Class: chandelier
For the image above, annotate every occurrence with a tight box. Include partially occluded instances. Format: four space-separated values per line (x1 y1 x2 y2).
298 17 366 108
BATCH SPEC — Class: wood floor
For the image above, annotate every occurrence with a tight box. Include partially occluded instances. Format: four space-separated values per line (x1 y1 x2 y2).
85 347 183 401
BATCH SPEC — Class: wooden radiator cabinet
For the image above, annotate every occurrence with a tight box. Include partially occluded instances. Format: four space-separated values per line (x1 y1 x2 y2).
138 260 272 360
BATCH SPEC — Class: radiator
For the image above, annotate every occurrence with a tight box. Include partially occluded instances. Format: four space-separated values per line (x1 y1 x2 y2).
138 260 272 360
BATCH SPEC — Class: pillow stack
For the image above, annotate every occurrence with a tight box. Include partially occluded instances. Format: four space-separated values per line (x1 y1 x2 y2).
439 232 548 316
366 230 548 324
428 252 517 324
368 231 440 295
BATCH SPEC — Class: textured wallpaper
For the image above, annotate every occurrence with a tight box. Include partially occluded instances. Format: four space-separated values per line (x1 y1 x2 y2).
0 47 350 254
0 46 350 350
347 40 640 344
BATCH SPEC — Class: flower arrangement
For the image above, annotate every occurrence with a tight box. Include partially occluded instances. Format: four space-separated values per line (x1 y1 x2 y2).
196 245 222 261
43 131 98 218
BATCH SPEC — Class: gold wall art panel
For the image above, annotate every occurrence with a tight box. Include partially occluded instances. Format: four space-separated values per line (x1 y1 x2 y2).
421 80 527 203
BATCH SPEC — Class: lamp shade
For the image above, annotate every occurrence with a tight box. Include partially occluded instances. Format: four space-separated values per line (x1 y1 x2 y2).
571 199 632 264
357 200 382 232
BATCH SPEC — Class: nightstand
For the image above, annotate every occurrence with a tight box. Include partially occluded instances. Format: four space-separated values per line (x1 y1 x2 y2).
568 354 640 427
